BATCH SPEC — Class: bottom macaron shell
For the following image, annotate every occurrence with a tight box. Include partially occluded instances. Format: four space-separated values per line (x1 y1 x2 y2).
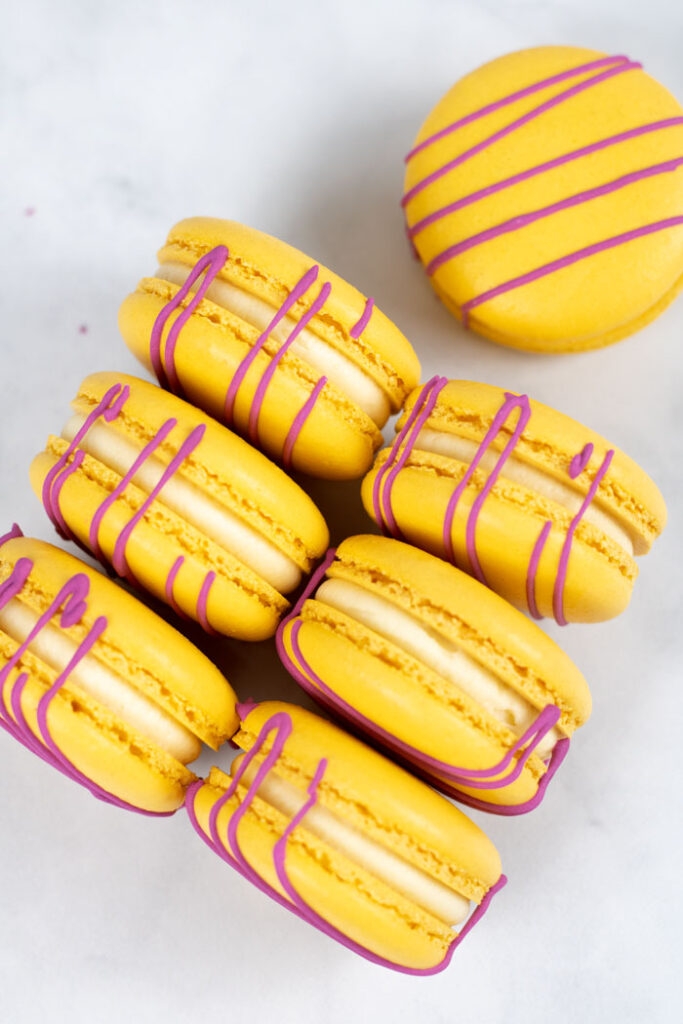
191 776 455 970
0 656 194 813
361 454 635 622
30 449 286 640
280 615 544 809
431 272 683 354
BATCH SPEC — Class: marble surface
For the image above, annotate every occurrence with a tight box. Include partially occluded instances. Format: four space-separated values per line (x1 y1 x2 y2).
1 1 682 1021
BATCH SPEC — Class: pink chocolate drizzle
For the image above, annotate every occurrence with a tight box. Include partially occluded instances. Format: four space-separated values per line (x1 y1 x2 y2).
403 51 683 318
0 525 174 815
185 705 507 972
426 158 683 277
275 549 568 815
460 217 683 326
371 377 616 626
408 119 683 240
149 247 375 471
402 56 639 206
405 54 631 162
41 382 218 633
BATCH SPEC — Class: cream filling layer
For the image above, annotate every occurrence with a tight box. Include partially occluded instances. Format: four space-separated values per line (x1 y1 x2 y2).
62 414 301 594
315 579 560 759
0 598 201 763
414 428 637 555
157 262 391 427
238 759 470 926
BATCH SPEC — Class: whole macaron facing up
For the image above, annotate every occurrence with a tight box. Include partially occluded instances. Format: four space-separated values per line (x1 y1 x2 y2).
188 700 505 973
277 535 591 814
0 527 238 814
118 218 421 479
362 378 666 624
403 46 683 352
29 373 329 640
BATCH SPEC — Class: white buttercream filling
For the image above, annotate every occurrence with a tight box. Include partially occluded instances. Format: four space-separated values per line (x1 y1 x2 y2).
62 414 302 594
414 428 637 555
0 598 200 763
238 759 470 926
157 261 391 427
315 578 560 760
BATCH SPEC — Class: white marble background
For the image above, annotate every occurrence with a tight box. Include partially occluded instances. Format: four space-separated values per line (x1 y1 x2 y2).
1 1 681 1021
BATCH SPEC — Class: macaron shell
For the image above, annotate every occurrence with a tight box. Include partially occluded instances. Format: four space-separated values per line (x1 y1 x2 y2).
280 612 542 808
361 450 635 622
29 449 287 640
403 380 666 551
404 46 683 351
0 536 239 746
236 701 502 897
118 291 382 479
332 534 591 728
75 373 330 568
191 776 455 970
1 641 194 814
157 218 421 407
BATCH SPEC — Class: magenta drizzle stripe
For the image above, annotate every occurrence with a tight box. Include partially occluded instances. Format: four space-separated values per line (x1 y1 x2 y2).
89 417 177 564
49 450 86 540
402 60 640 207
553 449 614 625
526 521 552 619
461 216 683 323
405 55 629 162
371 377 447 537
111 424 206 581
149 245 229 393
409 118 683 239
0 523 23 549
282 376 328 470
442 393 532 579
196 571 217 634
223 265 319 424
42 384 129 536
248 281 332 446
164 556 187 619
427 156 683 275
349 296 375 338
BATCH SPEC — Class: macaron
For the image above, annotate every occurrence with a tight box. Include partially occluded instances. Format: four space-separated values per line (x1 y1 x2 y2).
29 372 329 640
118 217 421 479
0 526 238 814
187 700 504 973
361 378 667 624
277 535 591 814
403 46 683 352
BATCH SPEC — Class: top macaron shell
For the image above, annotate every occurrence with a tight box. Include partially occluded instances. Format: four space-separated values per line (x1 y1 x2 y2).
403 46 683 351
0 535 238 812
119 218 421 479
30 373 329 640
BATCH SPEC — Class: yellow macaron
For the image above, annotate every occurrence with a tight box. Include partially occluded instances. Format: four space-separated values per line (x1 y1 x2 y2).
403 46 683 352
188 700 504 972
29 372 329 640
277 535 591 813
361 378 666 624
118 217 421 479
0 528 238 814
